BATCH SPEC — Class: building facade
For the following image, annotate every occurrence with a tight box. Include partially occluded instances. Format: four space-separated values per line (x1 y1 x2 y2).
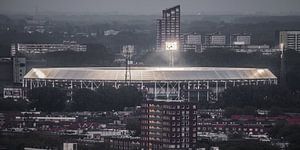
204 34 226 45
183 33 202 52
230 34 251 46
11 41 87 55
156 5 181 51
141 100 197 149
279 31 300 51
13 57 26 84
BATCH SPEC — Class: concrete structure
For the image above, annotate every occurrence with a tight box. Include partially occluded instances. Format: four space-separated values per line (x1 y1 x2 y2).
184 33 202 52
156 5 181 51
205 34 226 45
279 31 300 51
11 41 87 55
23 67 277 102
140 100 197 149
63 143 77 150
185 33 201 45
105 136 140 150
13 57 26 84
230 34 251 45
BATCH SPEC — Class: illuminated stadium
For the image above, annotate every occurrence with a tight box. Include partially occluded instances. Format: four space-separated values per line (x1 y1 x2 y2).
23 67 277 101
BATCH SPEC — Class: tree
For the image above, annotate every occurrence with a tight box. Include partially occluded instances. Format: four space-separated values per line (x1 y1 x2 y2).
71 88 101 111
28 87 67 112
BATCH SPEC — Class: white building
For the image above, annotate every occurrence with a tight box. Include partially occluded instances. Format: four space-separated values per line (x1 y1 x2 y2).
205 34 226 45
11 41 87 55
230 34 251 45
279 31 300 51
63 143 77 150
185 33 201 45
184 33 202 52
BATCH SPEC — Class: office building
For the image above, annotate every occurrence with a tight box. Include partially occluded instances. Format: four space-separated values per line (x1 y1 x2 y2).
183 33 202 52
185 33 201 45
140 100 197 149
156 5 181 51
279 31 300 51
230 34 251 45
204 34 226 45
11 41 87 55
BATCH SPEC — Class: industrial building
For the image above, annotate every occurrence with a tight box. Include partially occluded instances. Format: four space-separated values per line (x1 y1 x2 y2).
23 67 277 101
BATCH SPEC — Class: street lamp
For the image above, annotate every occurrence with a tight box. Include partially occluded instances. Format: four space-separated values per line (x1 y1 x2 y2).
165 41 178 67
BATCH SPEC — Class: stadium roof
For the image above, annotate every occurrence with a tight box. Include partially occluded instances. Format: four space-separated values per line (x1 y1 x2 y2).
24 67 277 81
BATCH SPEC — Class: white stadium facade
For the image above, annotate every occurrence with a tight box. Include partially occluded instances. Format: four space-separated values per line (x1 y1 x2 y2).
23 67 277 101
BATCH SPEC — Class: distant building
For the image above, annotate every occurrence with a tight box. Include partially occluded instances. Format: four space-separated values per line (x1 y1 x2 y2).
63 143 77 150
104 30 120 36
204 34 226 45
141 100 197 149
13 57 26 84
105 136 140 150
230 34 251 45
0 58 13 84
11 41 87 55
279 31 300 51
3 87 25 99
156 5 181 51
183 33 202 52
185 33 202 45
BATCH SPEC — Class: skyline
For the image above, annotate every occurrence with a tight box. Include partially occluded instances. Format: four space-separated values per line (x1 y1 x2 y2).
1 0 300 15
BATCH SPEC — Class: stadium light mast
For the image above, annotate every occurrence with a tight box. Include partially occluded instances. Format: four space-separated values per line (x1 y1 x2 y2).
122 45 134 85
165 41 178 67
280 43 287 88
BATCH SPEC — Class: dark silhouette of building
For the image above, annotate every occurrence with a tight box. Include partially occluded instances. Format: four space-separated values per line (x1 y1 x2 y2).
156 5 181 51
141 100 197 149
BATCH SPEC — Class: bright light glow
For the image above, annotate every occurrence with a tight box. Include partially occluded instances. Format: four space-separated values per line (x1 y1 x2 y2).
257 69 265 74
280 43 284 51
165 41 178 51
34 69 46 78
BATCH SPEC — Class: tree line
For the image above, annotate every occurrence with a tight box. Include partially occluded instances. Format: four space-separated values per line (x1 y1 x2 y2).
20 86 143 112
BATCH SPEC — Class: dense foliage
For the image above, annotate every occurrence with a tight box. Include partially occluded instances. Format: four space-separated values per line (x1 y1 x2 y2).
28 87 68 112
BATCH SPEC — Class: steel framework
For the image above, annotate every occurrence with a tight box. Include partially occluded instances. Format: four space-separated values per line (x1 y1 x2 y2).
23 78 277 102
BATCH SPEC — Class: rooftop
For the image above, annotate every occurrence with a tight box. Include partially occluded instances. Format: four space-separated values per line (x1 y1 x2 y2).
24 67 277 81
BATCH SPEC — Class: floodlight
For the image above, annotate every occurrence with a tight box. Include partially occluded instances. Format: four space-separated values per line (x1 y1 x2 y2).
166 41 178 51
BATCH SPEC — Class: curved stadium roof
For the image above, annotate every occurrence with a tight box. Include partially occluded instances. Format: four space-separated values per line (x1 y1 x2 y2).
24 67 277 81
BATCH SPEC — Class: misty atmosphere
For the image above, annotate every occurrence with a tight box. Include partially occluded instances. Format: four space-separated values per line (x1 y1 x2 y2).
1 0 300 150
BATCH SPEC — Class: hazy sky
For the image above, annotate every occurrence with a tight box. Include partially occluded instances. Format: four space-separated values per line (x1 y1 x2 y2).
1 0 300 15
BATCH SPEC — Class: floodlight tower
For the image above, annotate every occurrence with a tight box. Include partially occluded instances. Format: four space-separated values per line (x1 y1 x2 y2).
122 45 134 85
280 43 287 88
166 41 178 67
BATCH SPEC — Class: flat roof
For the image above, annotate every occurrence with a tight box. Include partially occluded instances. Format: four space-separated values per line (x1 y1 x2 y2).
24 67 277 81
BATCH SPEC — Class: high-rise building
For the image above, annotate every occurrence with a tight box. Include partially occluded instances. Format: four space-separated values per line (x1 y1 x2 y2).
279 31 300 51
141 100 197 150
156 5 181 51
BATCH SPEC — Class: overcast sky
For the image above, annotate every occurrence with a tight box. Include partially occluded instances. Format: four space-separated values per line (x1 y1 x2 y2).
1 0 300 15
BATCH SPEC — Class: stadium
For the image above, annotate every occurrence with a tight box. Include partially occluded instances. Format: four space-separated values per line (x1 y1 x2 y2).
23 67 277 101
